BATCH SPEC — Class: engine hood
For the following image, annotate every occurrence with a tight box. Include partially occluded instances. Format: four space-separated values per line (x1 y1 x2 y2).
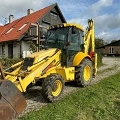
26 48 61 63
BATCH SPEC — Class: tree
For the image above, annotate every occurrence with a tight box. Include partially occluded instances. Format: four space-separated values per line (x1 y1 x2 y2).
110 40 117 43
95 38 105 48
27 41 37 52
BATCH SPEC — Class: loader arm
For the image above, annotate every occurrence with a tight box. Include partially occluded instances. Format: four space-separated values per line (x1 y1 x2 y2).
10 49 61 92
84 19 95 54
0 49 61 119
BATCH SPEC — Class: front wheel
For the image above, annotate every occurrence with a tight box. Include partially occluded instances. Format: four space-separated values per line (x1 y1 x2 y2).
42 73 64 102
75 58 93 87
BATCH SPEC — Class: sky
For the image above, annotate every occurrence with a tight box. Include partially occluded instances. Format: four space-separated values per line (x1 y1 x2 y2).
0 0 120 42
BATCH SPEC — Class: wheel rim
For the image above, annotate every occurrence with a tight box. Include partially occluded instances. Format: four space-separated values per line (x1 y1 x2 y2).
83 65 91 81
52 80 62 97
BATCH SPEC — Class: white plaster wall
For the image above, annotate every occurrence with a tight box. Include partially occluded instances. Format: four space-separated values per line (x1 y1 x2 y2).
0 41 33 58
13 43 20 58
5 44 8 57
21 41 32 58
0 44 8 58
0 44 7 58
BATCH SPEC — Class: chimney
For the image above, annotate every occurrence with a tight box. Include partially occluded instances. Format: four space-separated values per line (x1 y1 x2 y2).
9 15 14 23
27 9 34 15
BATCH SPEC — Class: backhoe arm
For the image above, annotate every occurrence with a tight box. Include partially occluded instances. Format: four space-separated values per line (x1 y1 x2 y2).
84 19 97 76
84 19 95 54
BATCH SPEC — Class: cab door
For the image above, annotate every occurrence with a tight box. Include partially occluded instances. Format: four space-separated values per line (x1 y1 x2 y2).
67 27 84 66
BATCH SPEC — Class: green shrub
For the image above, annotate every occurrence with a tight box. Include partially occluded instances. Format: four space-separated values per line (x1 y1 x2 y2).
0 58 22 69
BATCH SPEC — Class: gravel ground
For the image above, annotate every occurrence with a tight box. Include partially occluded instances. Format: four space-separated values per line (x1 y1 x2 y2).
19 57 120 117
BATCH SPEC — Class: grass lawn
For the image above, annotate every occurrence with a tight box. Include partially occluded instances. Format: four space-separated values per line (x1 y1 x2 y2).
20 72 120 120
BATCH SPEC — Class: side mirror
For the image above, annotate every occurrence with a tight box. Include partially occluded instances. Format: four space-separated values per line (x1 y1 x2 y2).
80 44 84 50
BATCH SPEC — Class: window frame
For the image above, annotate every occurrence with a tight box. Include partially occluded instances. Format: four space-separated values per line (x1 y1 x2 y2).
109 47 114 54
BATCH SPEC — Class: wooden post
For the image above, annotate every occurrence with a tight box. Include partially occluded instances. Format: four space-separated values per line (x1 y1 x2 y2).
0 62 5 80
37 23 40 52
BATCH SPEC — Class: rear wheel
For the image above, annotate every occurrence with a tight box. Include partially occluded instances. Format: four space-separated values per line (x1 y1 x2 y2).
75 58 93 87
42 73 64 102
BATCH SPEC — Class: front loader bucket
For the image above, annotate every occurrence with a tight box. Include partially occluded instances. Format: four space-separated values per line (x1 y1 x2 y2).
0 80 27 120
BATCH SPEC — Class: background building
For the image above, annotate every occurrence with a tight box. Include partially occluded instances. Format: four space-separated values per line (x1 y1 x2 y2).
0 3 66 58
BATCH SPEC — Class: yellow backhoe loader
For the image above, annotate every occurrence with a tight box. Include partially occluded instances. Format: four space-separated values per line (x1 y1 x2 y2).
0 19 97 119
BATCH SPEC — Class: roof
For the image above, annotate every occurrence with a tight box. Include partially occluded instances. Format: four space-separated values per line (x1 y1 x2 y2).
105 40 120 46
97 40 120 49
0 3 66 43
0 25 4 32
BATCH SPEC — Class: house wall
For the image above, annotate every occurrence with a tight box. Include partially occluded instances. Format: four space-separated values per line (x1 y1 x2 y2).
21 41 32 58
50 7 63 24
0 44 8 58
40 10 63 26
13 43 20 58
5 44 8 57
0 45 3 57
30 9 64 36
0 42 21 58
104 46 120 55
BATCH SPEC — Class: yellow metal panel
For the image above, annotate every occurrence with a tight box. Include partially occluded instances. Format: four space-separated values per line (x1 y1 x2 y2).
48 23 84 32
27 48 56 58
56 67 75 82
72 52 91 66
40 67 57 78
5 67 21 81
63 23 84 32
15 49 61 92
84 19 95 54
11 61 23 68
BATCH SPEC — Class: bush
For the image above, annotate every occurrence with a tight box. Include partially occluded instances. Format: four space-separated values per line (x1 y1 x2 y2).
0 58 22 69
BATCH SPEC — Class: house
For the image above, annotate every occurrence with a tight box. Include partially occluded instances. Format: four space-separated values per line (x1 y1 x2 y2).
0 3 66 58
96 40 120 56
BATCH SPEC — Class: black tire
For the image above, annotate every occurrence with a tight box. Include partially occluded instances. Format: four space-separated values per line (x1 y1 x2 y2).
42 73 64 102
75 58 93 87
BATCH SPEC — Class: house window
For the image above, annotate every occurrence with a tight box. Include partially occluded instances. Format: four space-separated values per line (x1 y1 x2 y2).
109 47 114 54
18 23 27 31
6 28 14 34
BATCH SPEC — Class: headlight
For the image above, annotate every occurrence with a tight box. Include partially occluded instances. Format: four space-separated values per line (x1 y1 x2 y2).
60 24 63 27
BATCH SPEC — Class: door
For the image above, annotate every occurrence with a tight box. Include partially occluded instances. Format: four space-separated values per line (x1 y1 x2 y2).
66 27 84 66
8 44 13 58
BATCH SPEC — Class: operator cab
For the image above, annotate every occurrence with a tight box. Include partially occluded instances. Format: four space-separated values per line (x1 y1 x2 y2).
46 23 84 67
